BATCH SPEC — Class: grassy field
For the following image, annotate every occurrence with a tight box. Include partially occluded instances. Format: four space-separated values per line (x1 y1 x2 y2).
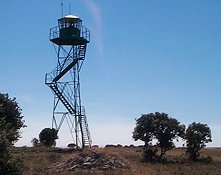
14 146 221 175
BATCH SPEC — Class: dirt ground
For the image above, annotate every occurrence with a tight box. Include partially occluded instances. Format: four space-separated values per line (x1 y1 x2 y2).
14 146 221 175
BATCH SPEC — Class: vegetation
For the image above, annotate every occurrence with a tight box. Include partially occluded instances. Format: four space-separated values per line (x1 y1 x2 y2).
17 146 221 175
0 93 25 143
0 93 25 174
31 137 39 147
185 122 212 161
133 112 185 161
0 92 215 174
39 128 58 147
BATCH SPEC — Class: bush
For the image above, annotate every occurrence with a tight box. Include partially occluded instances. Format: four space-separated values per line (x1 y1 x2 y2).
185 122 212 161
31 138 39 147
39 128 58 147
142 147 158 162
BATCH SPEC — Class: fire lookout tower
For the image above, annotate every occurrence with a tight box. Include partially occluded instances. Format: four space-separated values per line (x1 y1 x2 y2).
45 15 92 148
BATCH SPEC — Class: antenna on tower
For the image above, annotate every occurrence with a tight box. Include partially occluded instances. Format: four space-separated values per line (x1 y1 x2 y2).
69 3 71 14
61 1 64 17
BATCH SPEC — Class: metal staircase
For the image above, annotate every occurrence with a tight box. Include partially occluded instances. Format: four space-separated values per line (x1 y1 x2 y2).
48 83 76 114
79 107 92 147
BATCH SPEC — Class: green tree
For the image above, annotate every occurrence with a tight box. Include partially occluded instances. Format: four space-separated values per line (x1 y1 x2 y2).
133 112 185 161
0 93 25 174
39 128 58 147
185 122 212 161
0 93 25 143
31 138 39 147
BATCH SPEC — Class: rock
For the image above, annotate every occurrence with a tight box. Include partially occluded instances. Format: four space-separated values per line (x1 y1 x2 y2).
102 164 111 170
110 159 115 164
49 150 130 173
68 165 79 171
83 162 93 166
84 156 91 162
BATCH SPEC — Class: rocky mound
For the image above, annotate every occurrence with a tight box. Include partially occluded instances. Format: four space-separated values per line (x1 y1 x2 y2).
50 150 130 173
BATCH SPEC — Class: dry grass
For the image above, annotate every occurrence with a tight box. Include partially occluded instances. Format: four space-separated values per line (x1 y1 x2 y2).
14 146 221 175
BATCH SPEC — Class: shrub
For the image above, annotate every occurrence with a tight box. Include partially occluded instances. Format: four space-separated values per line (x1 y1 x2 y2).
39 128 58 147
185 122 212 161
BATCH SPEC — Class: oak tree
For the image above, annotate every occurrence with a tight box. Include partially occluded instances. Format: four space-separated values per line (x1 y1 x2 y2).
133 112 185 161
185 122 212 161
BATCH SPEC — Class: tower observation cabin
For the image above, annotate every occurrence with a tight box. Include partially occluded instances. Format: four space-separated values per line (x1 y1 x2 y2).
50 15 90 45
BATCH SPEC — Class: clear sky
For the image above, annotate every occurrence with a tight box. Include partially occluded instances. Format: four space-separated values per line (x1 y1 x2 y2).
0 0 221 147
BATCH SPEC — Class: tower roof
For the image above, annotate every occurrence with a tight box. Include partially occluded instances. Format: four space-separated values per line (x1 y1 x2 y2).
58 14 82 24
64 15 79 19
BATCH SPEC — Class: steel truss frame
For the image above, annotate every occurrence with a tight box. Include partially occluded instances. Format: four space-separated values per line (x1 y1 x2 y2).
46 44 91 148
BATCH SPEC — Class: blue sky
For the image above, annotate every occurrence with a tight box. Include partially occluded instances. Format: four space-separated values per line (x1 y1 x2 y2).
0 0 221 147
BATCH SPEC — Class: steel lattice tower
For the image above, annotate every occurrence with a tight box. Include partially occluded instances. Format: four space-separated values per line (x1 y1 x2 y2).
45 15 92 148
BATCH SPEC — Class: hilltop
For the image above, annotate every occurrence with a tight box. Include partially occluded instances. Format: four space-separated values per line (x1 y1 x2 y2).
13 146 221 175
